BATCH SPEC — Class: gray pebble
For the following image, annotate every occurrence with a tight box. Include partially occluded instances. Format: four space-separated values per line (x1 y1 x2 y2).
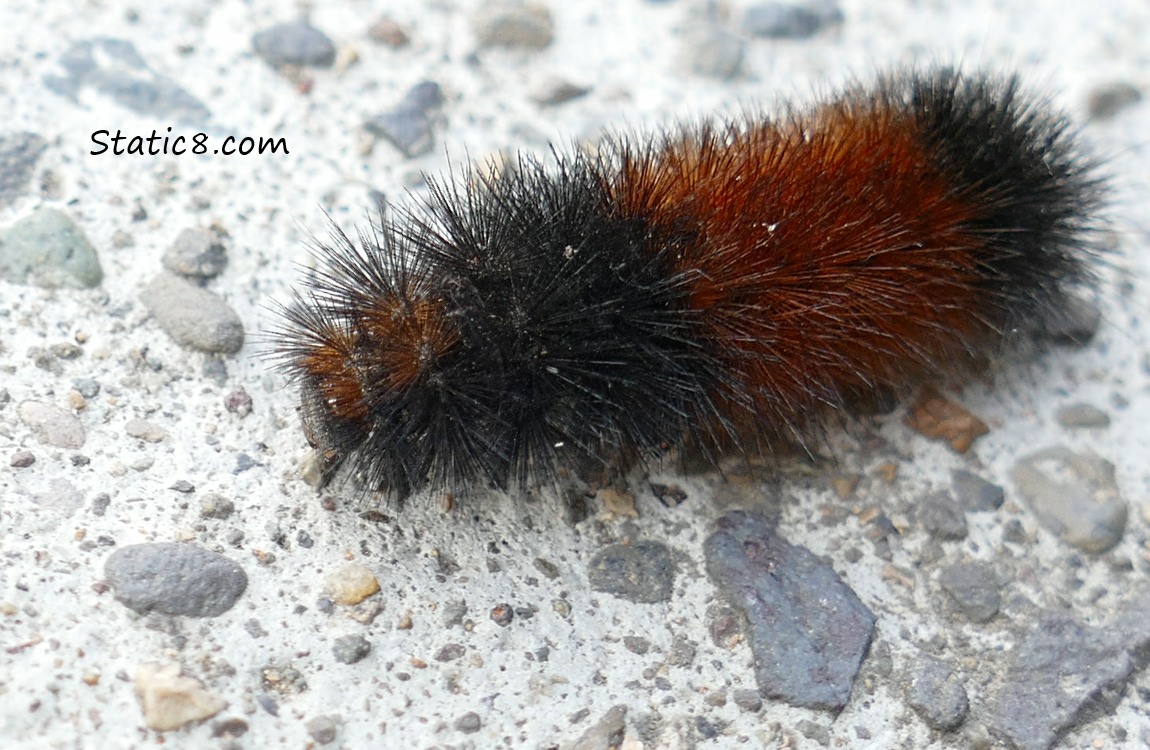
139 272 245 354
1011 446 1127 553
473 3 554 49
125 418 168 443
73 378 101 398
0 207 103 288
454 711 482 734
305 715 339 744
105 542 248 617
992 612 1131 750
569 705 626 749
744 1 844 38
331 635 371 664
907 657 969 731
705 510 875 711
364 81 444 158
435 643 465 662
938 561 1001 623
680 25 744 79
666 635 696 667
623 636 650 655
531 77 590 106
200 495 234 519
797 719 831 746
11 450 35 468
163 228 228 280
1055 403 1111 428
44 38 210 125
588 540 676 604
0 132 47 206
732 688 763 713
252 22 336 68
950 470 1004 512
19 400 85 449
917 491 968 540
1087 81 1142 120
443 599 468 628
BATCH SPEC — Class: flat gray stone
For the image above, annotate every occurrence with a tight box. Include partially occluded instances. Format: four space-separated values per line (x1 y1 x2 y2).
139 272 245 353
163 228 228 280
588 541 676 604
0 208 102 288
938 561 1001 623
1011 446 1127 553
951 469 1005 512
705 510 875 711
19 400 85 448
744 1 844 38
992 613 1131 750
918 491 968 540
44 38 210 125
252 21 336 68
105 543 248 617
472 3 554 49
364 81 444 158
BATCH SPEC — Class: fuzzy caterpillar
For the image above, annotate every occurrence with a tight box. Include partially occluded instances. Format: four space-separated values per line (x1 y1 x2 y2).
270 67 1102 501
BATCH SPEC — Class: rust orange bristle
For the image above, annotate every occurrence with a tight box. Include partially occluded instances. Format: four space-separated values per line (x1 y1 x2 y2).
270 67 1101 501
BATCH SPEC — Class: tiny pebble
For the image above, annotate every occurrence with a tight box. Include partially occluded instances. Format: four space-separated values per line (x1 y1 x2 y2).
140 272 245 354
252 21 337 67
454 711 482 734
331 635 372 665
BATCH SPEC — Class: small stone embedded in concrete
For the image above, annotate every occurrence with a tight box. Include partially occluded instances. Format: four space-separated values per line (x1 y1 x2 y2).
125 418 168 443
135 662 227 731
907 657 969 731
200 494 235 519
140 272 245 354
454 711 482 734
570 705 627 749
224 387 253 417
1011 446 1127 553
324 563 380 605
705 510 876 711
588 540 676 604
472 3 554 49
105 543 248 617
1087 81 1142 120
252 22 337 67
364 81 444 158
10 450 35 468
951 470 1005 512
531 77 590 106
367 16 411 47
918 491 968 540
19 400 85 449
0 132 47 206
733 688 763 713
991 612 1133 750
331 635 371 664
744 1 844 38
533 557 560 579
1055 402 1111 428
0 207 103 288
163 228 228 280
905 388 989 453
680 25 744 79
435 643 465 662
443 599 468 628
490 603 514 626
45 38 210 124
666 635 697 667
305 715 339 744
623 636 650 655
938 561 1000 623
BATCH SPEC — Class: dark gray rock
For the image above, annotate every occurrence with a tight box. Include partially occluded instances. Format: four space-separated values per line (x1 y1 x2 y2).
105 543 248 617
1011 446 1127 553
951 470 1005 512
744 1 844 38
938 561 1000 623
588 540 676 604
331 635 371 664
732 688 763 713
139 272 245 354
44 38 210 125
364 81 444 158
252 22 336 67
0 132 47 206
918 491 968 540
704 510 875 711
163 228 227 280
0 208 102 288
907 657 969 731
991 613 1131 750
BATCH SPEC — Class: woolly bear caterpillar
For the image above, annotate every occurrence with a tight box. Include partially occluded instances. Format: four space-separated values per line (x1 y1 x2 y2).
270 67 1102 501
